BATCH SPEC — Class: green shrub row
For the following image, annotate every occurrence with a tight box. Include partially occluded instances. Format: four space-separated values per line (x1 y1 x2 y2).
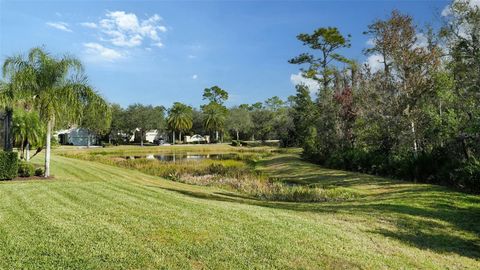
320 147 480 194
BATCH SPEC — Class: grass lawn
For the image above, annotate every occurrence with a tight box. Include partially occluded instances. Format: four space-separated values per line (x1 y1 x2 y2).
0 145 478 269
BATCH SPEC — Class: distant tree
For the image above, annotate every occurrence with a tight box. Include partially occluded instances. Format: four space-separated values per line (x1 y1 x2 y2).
167 102 193 143
202 86 229 142
249 103 274 142
290 85 317 147
264 96 285 111
125 104 165 146
191 108 205 135
227 106 253 140
81 99 112 147
203 86 229 105
203 103 227 142
289 27 351 91
108 103 128 144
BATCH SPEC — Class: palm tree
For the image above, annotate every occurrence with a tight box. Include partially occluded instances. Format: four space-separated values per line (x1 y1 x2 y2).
0 82 14 151
12 109 44 161
202 103 226 142
1 60 34 151
167 102 193 144
3 47 109 177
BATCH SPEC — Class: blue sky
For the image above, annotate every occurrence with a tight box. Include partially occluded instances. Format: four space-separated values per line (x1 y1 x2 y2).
0 0 450 108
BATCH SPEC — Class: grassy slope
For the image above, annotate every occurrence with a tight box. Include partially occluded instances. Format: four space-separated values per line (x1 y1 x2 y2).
0 148 478 269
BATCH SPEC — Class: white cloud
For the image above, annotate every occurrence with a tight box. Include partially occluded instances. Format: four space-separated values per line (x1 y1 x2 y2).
192 74 198 79
83 42 124 62
46 22 72 32
290 72 320 92
95 11 167 48
80 22 97 28
365 54 384 73
153 42 164 48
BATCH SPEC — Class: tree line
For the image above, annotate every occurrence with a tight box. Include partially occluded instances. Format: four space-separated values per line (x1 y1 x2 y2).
106 87 293 145
287 1 480 193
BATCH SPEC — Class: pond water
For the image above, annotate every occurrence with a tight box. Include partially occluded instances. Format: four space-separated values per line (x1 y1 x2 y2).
122 153 239 162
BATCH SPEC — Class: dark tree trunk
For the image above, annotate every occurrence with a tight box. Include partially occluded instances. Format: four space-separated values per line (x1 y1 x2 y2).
3 108 13 151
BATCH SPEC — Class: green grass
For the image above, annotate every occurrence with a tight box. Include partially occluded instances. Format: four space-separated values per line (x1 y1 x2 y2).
0 147 478 269
57 147 359 202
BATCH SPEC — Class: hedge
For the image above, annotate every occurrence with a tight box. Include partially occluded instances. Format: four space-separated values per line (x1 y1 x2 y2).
0 151 18 180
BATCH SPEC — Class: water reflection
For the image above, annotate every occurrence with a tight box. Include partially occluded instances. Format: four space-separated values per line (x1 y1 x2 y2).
123 153 238 162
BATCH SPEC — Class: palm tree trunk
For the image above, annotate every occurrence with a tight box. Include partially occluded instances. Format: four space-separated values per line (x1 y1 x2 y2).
179 132 182 143
19 139 25 160
215 131 219 141
3 108 13 151
140 130 144 146
172 131 175 144
25 141 30 162
236 130 239 141
45 118 52 178
87 135 91 148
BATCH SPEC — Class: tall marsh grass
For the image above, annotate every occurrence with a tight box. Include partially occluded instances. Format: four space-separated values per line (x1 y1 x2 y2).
60 151 359 202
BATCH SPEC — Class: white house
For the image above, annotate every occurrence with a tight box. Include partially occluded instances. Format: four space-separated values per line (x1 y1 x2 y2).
56 128 98 146
130 129 170 144
184 134 210 144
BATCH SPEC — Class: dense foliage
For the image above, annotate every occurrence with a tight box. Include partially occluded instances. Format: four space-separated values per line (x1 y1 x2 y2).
288 3 480 193
0 151 18 180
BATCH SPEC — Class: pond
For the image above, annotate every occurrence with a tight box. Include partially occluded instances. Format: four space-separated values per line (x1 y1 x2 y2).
121 153 239 162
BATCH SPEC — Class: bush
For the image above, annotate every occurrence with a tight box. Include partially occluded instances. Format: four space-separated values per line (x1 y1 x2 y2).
0 151 18 180
35 167 44 177
101 142 114 148
453 160 480 193
231 140 241 147
18 162 35 177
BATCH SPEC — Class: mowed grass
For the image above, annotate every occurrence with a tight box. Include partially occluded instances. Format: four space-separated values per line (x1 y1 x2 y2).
0 147 478 269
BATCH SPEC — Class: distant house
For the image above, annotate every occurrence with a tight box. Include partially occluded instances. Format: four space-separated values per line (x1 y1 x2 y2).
185 134 210 144
131 129 170 144
56 127 98 146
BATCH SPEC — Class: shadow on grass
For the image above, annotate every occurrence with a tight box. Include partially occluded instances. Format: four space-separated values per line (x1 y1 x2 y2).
257 156 396 188
153 182 480 259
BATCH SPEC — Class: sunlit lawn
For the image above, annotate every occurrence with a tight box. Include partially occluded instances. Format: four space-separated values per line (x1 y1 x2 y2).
0 145 478 269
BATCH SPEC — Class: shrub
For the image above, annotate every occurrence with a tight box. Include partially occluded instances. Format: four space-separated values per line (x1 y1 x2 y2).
35 167 44 177
102 142 113 148
0 151 18 180
231 140 241 147
18 162 35 177
453 160 480 193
